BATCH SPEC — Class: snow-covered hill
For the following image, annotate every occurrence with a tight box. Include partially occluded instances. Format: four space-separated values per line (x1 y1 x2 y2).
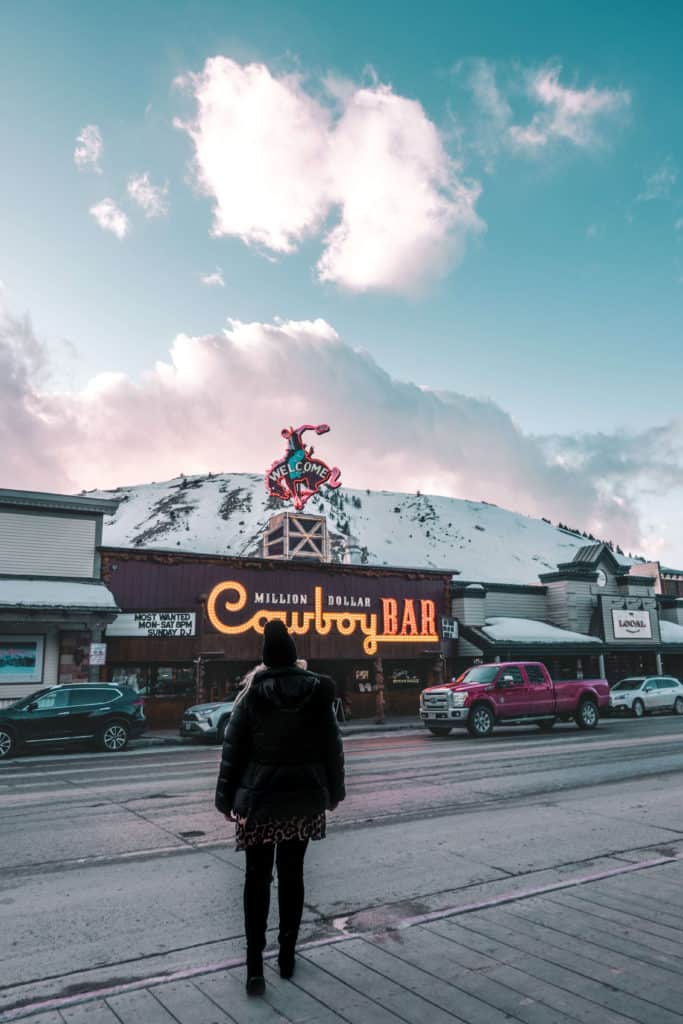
89 472 607 585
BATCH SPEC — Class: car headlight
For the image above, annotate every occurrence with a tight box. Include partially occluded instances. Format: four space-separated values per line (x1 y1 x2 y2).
195 709 217 720
450 692 467 707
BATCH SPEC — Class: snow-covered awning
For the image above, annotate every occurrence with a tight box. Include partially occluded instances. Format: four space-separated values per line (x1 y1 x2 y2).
0 579 119 613
660 620 683 646
460 616 604 653
482 617 602 645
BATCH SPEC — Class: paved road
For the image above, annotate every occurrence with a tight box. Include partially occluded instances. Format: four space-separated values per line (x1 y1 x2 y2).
2 716 683 1017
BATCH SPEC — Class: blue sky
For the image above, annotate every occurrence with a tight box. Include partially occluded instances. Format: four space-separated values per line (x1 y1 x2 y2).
1 1 683 563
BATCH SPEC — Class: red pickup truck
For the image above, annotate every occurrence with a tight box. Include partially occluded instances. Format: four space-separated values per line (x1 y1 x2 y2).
419 661 609 738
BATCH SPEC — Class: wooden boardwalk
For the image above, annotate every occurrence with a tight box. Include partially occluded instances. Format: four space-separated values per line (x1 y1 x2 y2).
8 857 683 1024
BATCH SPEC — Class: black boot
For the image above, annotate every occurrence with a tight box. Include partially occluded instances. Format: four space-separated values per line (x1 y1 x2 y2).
278 932 296 979
246 953 266 996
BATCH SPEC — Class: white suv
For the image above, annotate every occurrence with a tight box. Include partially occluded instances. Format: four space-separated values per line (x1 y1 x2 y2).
609 676 683 718
180 699 234 742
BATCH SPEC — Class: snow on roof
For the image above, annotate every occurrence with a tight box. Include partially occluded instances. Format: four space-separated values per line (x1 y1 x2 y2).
481 617 602 645
660 620 683 645
0 579 118 611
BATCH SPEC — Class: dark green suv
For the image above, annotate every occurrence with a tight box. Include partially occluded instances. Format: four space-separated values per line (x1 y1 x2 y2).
0 684 146 759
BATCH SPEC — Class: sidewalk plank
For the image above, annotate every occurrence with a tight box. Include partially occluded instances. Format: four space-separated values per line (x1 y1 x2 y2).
365 925 578 1024
548 891 683 947
262 962 351 1024
60 1003 122 1024
509 895 683 973
341 936 523 1024
564 886 683 934
9 1013 63 1024
304 943 462 1024
291 945 411 1024
151 979 236 1024
453 911 682 1024
196 969 295 1023
425 922 632 1024
105 990 179 1024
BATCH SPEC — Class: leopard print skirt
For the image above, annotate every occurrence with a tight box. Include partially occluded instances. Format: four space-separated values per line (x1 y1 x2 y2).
235 812 326 851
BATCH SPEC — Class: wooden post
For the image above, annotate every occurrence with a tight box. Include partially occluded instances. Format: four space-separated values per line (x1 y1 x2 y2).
373 655 385 724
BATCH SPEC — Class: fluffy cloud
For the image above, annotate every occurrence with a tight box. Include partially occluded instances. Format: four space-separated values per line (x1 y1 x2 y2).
200 268 225 287
127 173 169 217
637 159 678 202
509 65 630 151
175 57 483 293
89 198 129 239
74 124 103 173
3 304 683 564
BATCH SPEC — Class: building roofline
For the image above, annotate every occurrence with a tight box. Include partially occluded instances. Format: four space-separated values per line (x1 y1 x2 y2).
0 488 119 516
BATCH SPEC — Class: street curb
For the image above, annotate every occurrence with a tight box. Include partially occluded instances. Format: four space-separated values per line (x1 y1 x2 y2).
129 721 425 749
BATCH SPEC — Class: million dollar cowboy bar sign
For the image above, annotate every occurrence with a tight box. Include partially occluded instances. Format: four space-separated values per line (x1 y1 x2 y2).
207 576 440 656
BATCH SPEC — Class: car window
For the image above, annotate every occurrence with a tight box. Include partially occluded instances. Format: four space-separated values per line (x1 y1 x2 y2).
33 689 69 710
525 665 546 685
656 680 672 690
500 666 524 685
612 679 645 691
644 681 657 692
68 687 115 707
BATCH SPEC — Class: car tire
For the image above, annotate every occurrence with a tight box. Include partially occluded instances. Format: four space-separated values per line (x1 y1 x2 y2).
467 703 495 738
0 727 15 759
216 716 230 744
673 698 683 716
576 699 599 730
536 719 556 731
427 726 452 737
98 720 130 752
632 699 645 719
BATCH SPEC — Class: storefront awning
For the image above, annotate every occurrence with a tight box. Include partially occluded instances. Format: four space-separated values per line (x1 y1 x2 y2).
660 620 683 650
0 578 119 614
461 617 604 654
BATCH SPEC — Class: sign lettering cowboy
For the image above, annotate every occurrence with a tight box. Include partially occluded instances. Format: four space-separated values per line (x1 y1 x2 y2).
266 423 342 511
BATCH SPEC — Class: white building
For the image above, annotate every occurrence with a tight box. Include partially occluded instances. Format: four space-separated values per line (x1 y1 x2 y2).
0 489 120 707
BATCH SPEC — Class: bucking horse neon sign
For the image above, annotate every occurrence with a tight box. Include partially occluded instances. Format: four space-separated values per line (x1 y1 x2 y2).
266 423 342 511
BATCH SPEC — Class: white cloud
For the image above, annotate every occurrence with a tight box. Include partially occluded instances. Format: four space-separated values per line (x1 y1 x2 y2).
637 159 678 202
200 268 225 287
89 198 129 239
175 57 483 293
4 304 683 564
127 173 169 217
509 65 630 151
74 125 103 173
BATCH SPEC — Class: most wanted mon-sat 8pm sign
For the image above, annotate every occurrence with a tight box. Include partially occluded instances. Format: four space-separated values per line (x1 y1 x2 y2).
107 612 197 638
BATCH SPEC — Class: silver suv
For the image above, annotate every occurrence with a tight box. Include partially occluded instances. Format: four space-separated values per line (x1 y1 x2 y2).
180 699 234 743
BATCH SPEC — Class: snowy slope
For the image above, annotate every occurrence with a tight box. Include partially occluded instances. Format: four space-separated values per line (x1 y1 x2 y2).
89 472 601 585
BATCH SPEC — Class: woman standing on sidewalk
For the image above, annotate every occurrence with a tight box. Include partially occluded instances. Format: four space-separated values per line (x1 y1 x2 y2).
215 621 346 996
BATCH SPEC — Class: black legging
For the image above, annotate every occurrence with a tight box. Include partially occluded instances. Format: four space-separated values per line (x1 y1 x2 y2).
244 839 309 961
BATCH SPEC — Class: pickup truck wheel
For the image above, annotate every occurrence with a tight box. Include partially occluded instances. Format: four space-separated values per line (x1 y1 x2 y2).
576 699 599 730
467 703 494 738
427 726 452 737
632 699 645 718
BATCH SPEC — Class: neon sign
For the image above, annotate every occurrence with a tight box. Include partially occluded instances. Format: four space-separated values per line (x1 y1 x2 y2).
266 423 341 511
207 580 438 656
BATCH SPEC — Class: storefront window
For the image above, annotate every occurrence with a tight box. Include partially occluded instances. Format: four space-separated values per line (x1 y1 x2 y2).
109 665 194 698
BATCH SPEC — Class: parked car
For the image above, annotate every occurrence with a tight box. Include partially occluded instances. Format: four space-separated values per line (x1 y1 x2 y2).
180 699 235 743
419 661 609 738
0 684 146 759
609 676 683 717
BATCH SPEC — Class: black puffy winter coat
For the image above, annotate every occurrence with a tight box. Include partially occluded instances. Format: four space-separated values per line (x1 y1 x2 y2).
214 666 346 823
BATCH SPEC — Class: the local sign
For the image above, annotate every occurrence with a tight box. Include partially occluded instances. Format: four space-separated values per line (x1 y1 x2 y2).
612 609 653 640
107 612 196 639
